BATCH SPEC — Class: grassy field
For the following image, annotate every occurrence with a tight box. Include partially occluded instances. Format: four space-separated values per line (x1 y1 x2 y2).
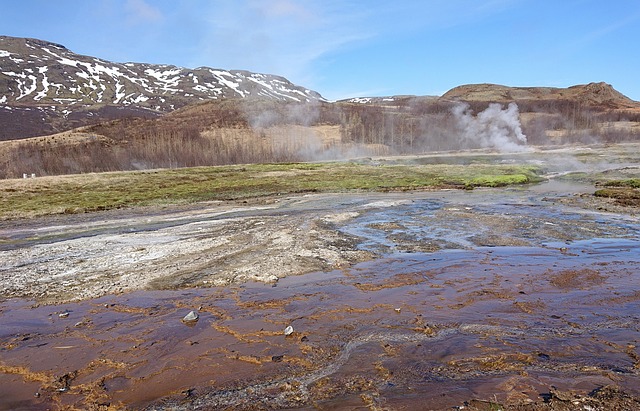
0 162 544 220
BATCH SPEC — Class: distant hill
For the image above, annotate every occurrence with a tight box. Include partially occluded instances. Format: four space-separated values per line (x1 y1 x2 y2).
339 83 638 111
338 95 439 106
0 36 324 140
1 36 639 178
440 82 638 109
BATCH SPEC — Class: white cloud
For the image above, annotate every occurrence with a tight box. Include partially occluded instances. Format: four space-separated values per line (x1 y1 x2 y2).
125 0 163 24
253 0 313 20
193 1 372 83
581 9 640 44
184 0 524 97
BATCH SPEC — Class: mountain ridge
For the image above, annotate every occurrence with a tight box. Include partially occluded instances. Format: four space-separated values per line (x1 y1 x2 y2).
340 83 638 109
0 35 323 108
439 82 637 108
0 35 324 139
1 35 639 150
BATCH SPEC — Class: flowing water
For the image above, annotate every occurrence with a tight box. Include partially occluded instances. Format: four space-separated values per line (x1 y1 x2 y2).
1 147 640 410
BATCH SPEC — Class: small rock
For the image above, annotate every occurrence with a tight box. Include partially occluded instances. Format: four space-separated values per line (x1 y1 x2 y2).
272 355 284 362
58 312 69 318
394 308 401 313
284 325 294 336
182 311 199 323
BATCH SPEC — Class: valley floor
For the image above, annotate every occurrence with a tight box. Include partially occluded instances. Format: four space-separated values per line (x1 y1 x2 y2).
1 146 640 410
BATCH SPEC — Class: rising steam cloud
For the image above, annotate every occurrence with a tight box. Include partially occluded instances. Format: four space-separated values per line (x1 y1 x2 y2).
452 102 529 152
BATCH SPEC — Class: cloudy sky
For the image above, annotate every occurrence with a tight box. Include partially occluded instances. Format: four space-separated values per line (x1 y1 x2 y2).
1 0 639 101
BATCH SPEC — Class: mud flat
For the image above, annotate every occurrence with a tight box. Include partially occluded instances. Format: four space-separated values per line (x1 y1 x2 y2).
1 145 640 410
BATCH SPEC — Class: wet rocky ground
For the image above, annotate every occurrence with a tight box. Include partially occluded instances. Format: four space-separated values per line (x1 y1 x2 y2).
1 145 640 410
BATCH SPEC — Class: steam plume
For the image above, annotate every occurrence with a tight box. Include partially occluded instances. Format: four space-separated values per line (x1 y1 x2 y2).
452 102 529 152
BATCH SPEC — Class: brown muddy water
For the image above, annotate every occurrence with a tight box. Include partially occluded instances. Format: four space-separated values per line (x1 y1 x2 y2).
2 148 640 410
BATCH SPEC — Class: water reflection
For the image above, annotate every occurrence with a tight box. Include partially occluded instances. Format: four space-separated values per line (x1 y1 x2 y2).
2 236 639 409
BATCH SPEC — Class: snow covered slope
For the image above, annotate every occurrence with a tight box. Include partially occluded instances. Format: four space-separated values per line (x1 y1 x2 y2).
0 36 324 139
0 36 322 109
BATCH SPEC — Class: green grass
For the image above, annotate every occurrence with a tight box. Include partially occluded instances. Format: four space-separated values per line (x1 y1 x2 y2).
0 162 544 220
600 178 640 188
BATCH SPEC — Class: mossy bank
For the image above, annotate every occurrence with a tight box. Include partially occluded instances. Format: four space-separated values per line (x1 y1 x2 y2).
0 162 543 220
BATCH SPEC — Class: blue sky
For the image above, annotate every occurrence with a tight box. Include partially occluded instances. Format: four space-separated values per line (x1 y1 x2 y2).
1 0 639 101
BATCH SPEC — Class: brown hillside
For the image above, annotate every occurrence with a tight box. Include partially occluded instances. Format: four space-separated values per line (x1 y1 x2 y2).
2 84 640 178
440 82 639 109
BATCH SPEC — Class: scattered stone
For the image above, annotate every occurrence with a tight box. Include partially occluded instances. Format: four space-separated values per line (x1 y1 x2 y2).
58 312 69 318
272 355 284 362
284 325 294 336
182 311 199 323
549 386 579 402
55 371 77 393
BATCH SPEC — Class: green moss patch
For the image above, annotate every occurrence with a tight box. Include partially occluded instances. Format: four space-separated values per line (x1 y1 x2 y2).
0 162 543 220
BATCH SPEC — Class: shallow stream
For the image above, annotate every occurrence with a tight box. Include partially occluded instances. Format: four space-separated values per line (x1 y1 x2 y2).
1 176 640 409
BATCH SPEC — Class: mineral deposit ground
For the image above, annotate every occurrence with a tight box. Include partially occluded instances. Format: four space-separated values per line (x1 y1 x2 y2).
1 146 640 410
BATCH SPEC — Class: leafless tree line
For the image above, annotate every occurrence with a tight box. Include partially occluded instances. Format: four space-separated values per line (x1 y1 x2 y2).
1 98 638 178
337 100 640 150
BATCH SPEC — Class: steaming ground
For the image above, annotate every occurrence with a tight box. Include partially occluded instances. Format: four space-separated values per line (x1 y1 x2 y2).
245 100 533 164
453 102 529 152
1 143 638 303
0 196 373 303
1 144 640 410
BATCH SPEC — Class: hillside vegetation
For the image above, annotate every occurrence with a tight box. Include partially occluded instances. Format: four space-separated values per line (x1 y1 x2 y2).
2 83 640 178
2 37 640 179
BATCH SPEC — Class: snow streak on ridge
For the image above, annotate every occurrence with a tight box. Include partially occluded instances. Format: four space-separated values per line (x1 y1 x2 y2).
0 37 324 114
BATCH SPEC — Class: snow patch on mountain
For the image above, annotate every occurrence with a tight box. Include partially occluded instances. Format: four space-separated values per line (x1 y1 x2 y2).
0 36 325 114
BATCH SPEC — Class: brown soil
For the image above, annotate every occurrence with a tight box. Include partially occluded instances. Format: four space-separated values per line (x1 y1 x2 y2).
1 171 640 409
548 268 606 289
